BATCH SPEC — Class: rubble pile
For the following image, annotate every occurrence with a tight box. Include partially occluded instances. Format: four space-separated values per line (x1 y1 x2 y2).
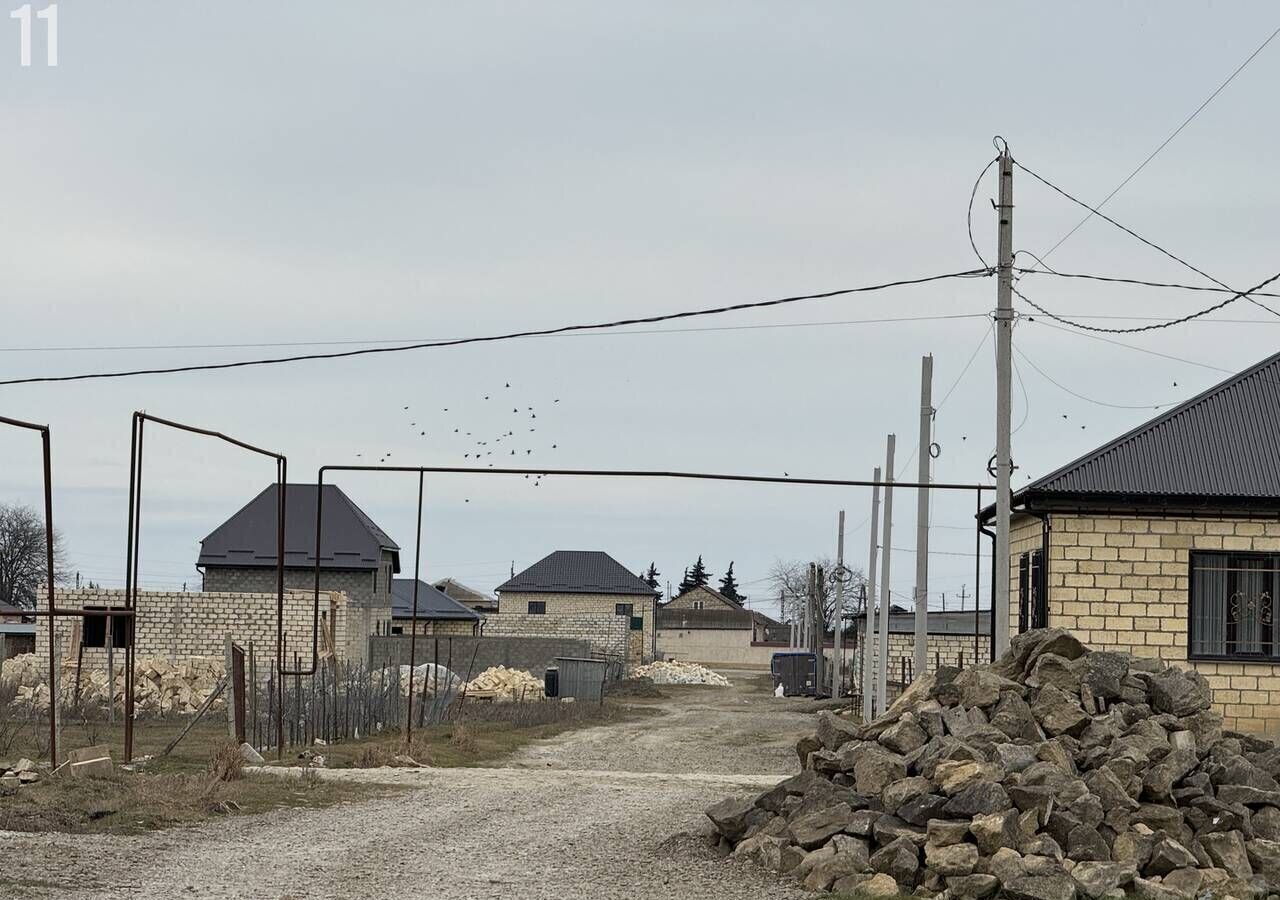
464 665 544 700
396 663 461 698
706 628 1280 900
632 660 730 686
0 757 42 789
2 653 226 714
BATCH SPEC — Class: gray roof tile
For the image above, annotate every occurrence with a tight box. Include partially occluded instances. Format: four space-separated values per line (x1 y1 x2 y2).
391 579 481 621
497 550 656 596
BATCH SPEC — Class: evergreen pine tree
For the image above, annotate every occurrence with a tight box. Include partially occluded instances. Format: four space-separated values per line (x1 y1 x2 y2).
677 567 694 595
718 561 744 604
643 562 660 591
688 555 711 589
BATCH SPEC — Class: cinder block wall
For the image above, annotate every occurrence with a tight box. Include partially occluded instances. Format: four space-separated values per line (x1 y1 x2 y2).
853 631 993 691
35 588 348 669
1006 512 1280 738
368 633 596 677
483 609 631 663
496 591 653 663
389 619 478 637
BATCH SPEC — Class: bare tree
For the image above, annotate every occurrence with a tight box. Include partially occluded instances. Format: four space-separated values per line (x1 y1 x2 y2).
0 502 68 610
767 557 866 630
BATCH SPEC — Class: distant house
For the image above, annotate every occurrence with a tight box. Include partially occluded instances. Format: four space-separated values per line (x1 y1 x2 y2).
980 350 1280 739
656 603 782 668
666 584 741 611
390 578 483 636
434 577 498 615
197 483 400 663
0 601 35 660
495 550 658 664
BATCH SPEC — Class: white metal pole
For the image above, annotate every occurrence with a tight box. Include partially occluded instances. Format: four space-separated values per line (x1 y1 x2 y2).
876 434 895 712
862 467 881 721
914 354 933 678
994 146 1014 656
833 510 845 698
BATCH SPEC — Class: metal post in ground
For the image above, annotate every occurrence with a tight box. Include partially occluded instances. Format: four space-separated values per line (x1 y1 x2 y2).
876 434 895 713
913 354 933 677
832 510 845 698
862 466 881 721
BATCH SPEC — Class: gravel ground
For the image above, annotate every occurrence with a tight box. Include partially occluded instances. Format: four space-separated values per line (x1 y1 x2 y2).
2 670 816 900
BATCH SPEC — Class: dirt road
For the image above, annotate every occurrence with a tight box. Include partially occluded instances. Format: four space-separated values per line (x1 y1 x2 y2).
4 671 817 900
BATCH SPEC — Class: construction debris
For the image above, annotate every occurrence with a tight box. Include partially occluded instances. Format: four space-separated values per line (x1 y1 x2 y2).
65 744 114 778
632 660 730 686
464 665 544 701
706 627 1280 899
396 663 461 698
0 757 44 789
1 653 227 714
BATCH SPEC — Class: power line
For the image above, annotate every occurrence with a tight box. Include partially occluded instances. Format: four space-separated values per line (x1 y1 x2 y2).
1013 264 1280 300
967 156 1000 270
1026 318 1237 375
0 268 991 387
0 312 991 355
1029 22 1280 265
1012 343 1180 410
1012 269 1280 334
1014 159 1280 319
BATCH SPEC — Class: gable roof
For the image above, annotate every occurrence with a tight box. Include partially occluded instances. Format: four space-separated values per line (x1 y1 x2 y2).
673 584 742 608
986 349 1280 517
496 550 657 596
198 484 400 572
391 579 482 621
433 578 496 606
657 606 779 631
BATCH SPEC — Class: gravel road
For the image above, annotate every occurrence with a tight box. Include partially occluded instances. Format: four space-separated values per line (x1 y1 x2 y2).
3 670 817 900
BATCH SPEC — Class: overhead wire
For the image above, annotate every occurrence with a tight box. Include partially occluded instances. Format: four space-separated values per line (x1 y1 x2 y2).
1028 22 1280 267
1013 262 1280 300
1012 343 1180 410
0 267 991 387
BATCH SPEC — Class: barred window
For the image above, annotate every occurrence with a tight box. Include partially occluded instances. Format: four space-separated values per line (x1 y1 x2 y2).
1190 551 1279 660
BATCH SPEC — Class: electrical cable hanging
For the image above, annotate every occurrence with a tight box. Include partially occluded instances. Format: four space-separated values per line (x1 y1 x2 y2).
1012 261 1280 300
0 268 991 387
1012 269 1280 335
1013 158 1280 319
1012 343 1180 410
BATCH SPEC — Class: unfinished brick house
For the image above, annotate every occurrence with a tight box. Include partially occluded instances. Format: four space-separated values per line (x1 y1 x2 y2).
983 350 1280 738
198 483 399 663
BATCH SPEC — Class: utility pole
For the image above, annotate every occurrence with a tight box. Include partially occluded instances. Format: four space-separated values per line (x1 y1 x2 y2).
913 354 933 678
832 510 845 698
876 434 895 712
958 584 967 611
994 142 1014 656
862 466 881 722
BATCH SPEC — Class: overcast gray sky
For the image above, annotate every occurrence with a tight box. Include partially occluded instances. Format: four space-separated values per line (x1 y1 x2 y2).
3 2 1279 617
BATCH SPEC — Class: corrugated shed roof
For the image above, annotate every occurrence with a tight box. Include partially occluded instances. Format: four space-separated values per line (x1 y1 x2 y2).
198 484 400 572
1011 349 1280 505
852 610 990 636
391 579 481 621
497 550 657 596
656 606 779 631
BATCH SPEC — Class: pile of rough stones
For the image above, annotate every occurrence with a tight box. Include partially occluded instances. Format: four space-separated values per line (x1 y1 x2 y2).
706 628 1280 900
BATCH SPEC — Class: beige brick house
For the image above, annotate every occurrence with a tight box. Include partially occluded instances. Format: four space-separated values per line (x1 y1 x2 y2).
496 550 657 665
665 584 742 612
986 350 1280 737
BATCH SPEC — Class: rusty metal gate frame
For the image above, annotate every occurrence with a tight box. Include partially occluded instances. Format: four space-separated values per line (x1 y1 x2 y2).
123 412 309 762
313 464 995 744
1 414 139 767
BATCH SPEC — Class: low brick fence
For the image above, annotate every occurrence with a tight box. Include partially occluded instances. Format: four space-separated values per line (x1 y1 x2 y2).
367 634 598 678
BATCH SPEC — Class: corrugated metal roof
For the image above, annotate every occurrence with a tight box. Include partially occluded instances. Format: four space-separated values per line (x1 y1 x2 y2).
433 578 496 606
391 579 481 621
656 606 780 631
1019 349 1280 502
198 484 400 572
851 610 990 636
497 550 657 596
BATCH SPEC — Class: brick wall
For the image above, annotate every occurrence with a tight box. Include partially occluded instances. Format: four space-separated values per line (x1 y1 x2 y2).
389 619 478 637
854 631 992 688
36 588 349 669
496 591 654 664
1004 512 1280 738
201 551 394 662
367 634 597 677
484 609 631 663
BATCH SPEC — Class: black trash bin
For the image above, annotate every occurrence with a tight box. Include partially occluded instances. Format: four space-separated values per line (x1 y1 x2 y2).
544 666 560 698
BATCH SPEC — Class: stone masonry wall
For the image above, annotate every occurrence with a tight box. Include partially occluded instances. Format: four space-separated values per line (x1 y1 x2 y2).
1005 512 1280 738
496 591 654 664
854 631 992 691
389 619 478 637
36 588 348 669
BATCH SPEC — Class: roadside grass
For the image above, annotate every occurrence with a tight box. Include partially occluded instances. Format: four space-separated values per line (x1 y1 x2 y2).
0 760 395 835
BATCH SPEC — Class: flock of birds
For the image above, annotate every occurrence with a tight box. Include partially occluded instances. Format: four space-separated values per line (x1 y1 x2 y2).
354 381 562 502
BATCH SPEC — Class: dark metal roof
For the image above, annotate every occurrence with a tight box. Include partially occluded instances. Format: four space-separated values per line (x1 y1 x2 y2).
433 578 496 606
391 579 482 621
982 350 1280 518
657 606 780 631
0 601 27 616
198 484 400 572
496 550 657 596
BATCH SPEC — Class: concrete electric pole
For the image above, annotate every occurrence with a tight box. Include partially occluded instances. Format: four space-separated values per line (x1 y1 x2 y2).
862 466 881 721
994 141 1014 657
832 510 846 698
913 354 933 678
876 434 895 712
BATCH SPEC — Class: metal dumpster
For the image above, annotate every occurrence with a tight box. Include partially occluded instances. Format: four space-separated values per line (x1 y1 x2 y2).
553 657 608 702
771 651 819 697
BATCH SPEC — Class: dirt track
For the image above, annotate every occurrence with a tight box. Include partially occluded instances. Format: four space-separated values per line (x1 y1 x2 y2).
3 671 817 899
